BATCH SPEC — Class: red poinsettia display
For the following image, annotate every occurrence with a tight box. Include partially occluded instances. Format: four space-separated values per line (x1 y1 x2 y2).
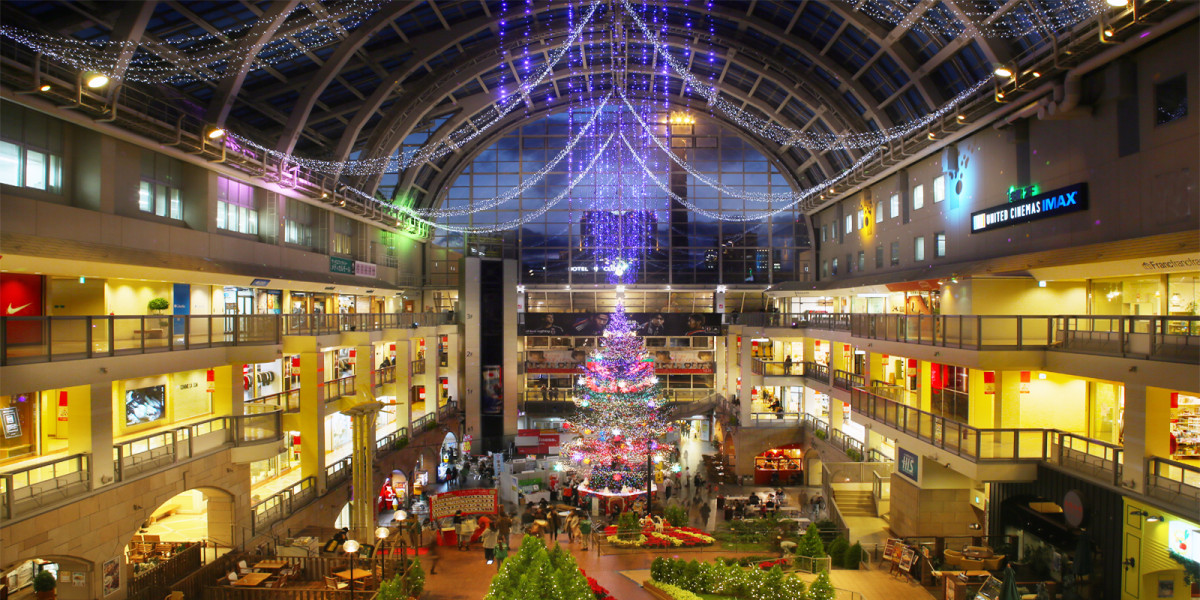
579 569 615 600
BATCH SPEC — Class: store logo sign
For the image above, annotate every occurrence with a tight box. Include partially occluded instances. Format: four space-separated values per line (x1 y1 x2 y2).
330 256 355 274
897 448 919 482
970 182 1088 234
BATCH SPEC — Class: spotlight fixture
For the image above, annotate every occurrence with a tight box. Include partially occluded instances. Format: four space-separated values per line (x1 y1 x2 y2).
39 84 51 92
927 132 937 140
1103 28 1115 37
206 126 226 140
84 72 110 88
956 114 966 121
993 66 1013 78
1146 514 1164 522
1031 71 1042 78
1106 0 1128 6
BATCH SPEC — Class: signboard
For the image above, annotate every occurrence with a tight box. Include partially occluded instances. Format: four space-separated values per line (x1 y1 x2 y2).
897 448 919 482
354 261 377 278
515 429 561 455
1168 520 1199 562
970 182 1087 234
250 278 271 286
1063 490 1084 528
429 488 498 520
481 365 502 415
898 547 916 572
172 283 190 332
519 312 723 336
1 407 21 439
330 256 355 274
882 538 903 562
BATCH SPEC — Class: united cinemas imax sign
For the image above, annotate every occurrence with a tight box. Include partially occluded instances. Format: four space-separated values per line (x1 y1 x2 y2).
970 182 1088 234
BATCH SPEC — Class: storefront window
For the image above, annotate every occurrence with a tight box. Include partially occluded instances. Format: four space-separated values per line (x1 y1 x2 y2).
0 393 37 461
1091 276 1163 316
1172 393 1200 460
931 364 969 423
325 413 352 455
1088 382 1123 446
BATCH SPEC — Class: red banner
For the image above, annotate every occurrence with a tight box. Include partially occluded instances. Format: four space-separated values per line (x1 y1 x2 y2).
429 489 498 520
516 428 560 454
0 273 43 345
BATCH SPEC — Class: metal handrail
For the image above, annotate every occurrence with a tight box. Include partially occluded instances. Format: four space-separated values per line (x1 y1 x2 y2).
801 361 830 384
832 369 864 391
0 312 452 366
1145 456 1200 519
0 453 90 520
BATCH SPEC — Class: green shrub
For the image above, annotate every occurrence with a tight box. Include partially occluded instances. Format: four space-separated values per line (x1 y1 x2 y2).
663 504 688 527
400 557 425 598
394 436 409 449
814 429 828 440
797 524 826 559
844 542 865 569
617 511 641 540
807 570 836 600
651 557 668 582
148 297 170 311
845 447 863 462
33 571 56 593
826 537 849 568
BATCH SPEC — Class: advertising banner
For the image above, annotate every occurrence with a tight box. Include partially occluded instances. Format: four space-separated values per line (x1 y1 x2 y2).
524 349 715 374
519 312 723 336
515 429 561 455
172 283 190 331
0 273 43 345
429 488 498 520
481 365 503 414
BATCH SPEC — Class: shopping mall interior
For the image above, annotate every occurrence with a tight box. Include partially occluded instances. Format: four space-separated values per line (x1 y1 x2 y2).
0 1 1197 600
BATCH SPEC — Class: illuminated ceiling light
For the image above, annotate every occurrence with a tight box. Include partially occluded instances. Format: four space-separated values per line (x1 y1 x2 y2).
927 132 937 140
996 92 1006 99
1103 28 1115 37
993 66 1013 78
1106 0 1128 6
206 126 226 140
956 114 966 121
1031 71 1042 78
38 84 51 92
84 72 110 88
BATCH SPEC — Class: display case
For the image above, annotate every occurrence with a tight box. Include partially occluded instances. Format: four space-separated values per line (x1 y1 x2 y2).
753 445 804 485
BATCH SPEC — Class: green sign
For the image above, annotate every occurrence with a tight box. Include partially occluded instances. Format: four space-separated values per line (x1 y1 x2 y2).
330 256 354 274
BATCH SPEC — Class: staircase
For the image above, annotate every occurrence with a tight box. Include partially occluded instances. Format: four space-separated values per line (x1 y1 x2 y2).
833 490 876 518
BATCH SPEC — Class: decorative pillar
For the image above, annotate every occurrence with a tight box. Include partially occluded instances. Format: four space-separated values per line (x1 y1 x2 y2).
1121 385 1172 494
344 402 383 542
70 383 114 489
297 350 327 489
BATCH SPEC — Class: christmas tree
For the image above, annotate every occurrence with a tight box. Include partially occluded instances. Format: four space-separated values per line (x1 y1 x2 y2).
566 306 671 498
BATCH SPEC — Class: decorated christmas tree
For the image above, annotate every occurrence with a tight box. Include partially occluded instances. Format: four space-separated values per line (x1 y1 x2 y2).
565 306 671 498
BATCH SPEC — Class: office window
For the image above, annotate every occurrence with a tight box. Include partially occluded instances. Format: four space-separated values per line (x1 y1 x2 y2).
822 261 829 278
821 226 827 242
856 209 866 229
933 175 946 203
914 236 925 261
875 200 883 223
332 215 354 256
912 184 924 210
845 214 854 234
935 232 946 257
875 244 884 268
857 251 865 271
0 104 63 193
1156 75 1187 125
831 257 838 275
889 193 900 218
890 241 900 265
846 253 853 273
216 177 258 235
140 151 183 219
284 198 315 247
831 222 838 239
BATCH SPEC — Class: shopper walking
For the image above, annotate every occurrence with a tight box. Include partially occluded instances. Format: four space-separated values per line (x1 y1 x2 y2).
577 510 592 551
481 524 498 564
453 510 467 550
565 510 580 544
496 511 513 549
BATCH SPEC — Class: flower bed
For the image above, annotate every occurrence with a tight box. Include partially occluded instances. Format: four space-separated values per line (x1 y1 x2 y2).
603 524 716 549
580 569 614 600
756 558 789 570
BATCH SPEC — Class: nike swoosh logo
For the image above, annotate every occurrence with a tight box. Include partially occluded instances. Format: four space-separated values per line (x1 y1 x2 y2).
6 303 32 315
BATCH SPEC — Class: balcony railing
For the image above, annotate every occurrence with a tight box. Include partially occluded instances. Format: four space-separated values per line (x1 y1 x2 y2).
411 359 426 374
802 361 830 384
752 359 804 377
248 389 301 413
114 411 283 482
832 370 864 391
0 453 90 520
252 476 317 535
1146 457 1200 519
325 457 351 488
0 312 452 365
750 411 801 426
324 375 356 402
374 366 396 386
1045 431 1123 488
375 427 410 453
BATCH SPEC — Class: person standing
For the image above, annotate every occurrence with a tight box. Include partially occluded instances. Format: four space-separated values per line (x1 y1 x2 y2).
565 510 579 544
548 508 562 543
699 501 711 529
783 355 793 375
481 524 498 565
577 510 592 551
453 510 467 550
496 511 513 549
493 538 508 569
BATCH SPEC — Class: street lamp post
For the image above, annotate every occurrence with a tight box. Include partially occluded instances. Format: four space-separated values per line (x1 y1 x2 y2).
375 526 390 583
343 539 360 598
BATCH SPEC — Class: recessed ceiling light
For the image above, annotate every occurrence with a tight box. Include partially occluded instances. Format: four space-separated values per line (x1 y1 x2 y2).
993 66 1013 78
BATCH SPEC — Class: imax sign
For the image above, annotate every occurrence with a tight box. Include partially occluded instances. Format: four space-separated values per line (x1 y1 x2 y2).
970 182 1088 234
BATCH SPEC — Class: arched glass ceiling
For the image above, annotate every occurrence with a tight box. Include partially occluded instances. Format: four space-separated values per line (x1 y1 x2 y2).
428 108 806 286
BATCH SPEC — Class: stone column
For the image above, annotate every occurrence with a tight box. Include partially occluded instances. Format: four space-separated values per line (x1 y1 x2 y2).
297 350 327 489
1121 384 1172 494
69 383 114 490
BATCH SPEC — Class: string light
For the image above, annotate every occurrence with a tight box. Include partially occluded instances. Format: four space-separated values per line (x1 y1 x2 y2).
415 93 612 218
618 0 993 151
223 0 603 178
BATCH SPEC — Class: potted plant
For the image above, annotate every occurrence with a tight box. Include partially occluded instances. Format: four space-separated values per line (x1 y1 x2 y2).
33 570 56 600
147 297 170 314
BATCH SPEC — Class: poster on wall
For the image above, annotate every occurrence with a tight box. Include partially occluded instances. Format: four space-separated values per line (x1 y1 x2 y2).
0 273 43 345
519 312 722 336
125 385 166 426
102 557 119 595
481 366 503 415
172 283 190 332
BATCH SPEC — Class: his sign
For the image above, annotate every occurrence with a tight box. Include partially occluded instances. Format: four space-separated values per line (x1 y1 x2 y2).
897 448 919 482
970 183 1088 234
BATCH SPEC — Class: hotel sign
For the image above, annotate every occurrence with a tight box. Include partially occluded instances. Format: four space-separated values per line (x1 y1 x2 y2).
970 182 1087 234
897 448 919 482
